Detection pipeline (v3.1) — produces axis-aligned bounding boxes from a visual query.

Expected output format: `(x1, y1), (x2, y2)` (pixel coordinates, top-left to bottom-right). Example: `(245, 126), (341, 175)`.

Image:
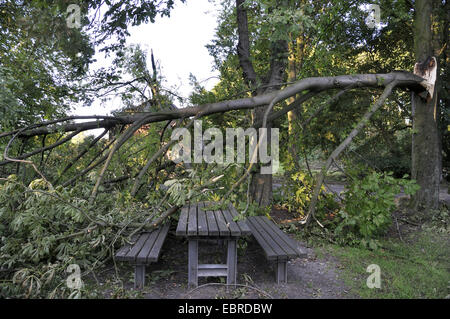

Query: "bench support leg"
(188, 240), (198, 288)
(226, 239), (237, 285)
(134, 265), (146, 289)
(276, 261), (288, 284)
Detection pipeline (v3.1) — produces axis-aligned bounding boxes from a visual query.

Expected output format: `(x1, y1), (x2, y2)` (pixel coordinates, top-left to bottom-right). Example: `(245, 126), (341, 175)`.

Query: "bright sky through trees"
(71, 0), (220, 117)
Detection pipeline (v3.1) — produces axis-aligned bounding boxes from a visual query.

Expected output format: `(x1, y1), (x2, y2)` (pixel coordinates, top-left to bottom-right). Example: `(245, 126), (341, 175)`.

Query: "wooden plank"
(196, 202), (209, 236)
(134, 265), (146, 289)
(198, 264), (228, 277)
(259, 216), (306, 257)
(198, 269), (228, 277)
(226, 239), (237, 285)
(198, 264), (228, 269)
(214, 210), (230, 236)
(276, 261), (288, 284)
(205, 207), (219, 236)
(115, 245), (131, 260)
(227, 202), (251, 235)
(188, 240), (198, 288)
(246, 217), (278, 260)
(250, 217), (290, 260)
(221, 209), (241, 236)
(115, 234), (140, 260)
(187, 203), (198, 236)
(147, 223), (171, 262)
(123, 233), (150, 262)
(176, 204), (189, 236)
(135, 228), (161, 264)
(253, 216), (298, 258)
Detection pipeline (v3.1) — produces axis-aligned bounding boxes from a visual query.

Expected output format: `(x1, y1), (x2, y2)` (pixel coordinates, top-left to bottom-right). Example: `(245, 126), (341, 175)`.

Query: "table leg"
(226, 239), (237, 285)
(134, 265), (145, 289)
(276, 261), (288, 284)
(188, 239), (198, 288)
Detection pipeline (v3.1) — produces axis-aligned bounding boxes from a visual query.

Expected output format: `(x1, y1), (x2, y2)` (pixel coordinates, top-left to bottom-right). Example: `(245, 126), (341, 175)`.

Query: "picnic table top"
(175, 202), (251, 238)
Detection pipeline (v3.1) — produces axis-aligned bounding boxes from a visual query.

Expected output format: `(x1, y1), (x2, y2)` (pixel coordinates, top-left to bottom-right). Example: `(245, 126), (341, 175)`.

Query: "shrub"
(334, 171), (419, 249)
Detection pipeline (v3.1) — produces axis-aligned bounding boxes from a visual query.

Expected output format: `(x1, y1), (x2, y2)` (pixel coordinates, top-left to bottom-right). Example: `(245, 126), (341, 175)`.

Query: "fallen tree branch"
(89, 115), (154, 203)
(302, 80), (399, 225)
(2, 73), (426, 139)
(130, 114), (201, 196)
(61, 134), (119, 187)
(300, 84), (358, 128)
(56, 128), (109, 182)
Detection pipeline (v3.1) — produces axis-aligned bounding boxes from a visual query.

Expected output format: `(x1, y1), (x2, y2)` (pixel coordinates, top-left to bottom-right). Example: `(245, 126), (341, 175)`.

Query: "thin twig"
(394, 216), (404, 242)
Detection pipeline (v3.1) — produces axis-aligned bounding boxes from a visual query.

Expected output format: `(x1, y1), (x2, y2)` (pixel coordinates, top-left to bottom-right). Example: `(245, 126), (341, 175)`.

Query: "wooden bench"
(246, 216), (306, 284)
(115, 223), (170, 288)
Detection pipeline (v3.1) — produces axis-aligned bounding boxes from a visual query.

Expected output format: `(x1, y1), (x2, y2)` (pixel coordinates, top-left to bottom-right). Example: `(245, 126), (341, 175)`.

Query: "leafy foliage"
(334, 171), (419, 249)
(0, 0), (94, 130)
(275, 170), (337, 218)
(0, 174), (141, 298)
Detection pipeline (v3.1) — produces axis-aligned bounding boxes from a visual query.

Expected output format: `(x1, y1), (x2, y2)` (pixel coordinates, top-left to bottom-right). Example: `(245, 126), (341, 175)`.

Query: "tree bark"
(411, 0), (441, 210)
(250, 106), (273, 207)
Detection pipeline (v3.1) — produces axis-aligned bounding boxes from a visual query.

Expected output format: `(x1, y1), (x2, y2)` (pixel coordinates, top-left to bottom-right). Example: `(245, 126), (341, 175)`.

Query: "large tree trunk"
(250, 106), (273, 207)
(235, 0), (288, 207)
(411, 0), (441, 210)
(286, 34), (304, 170)
(249, 35), (287, 206)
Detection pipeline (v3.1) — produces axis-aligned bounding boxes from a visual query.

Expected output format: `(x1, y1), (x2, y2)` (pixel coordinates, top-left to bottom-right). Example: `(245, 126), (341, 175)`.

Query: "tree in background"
(0, 0), (94, 130)
(410, 0), (446, 211)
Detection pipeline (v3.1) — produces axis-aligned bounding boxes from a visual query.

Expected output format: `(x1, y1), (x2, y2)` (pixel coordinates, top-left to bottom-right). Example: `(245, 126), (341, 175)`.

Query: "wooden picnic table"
(175, 202), (251, 288)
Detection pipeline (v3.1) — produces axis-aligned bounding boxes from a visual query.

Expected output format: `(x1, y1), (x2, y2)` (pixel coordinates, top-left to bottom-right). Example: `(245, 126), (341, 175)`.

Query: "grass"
(316, 229), (449, 298)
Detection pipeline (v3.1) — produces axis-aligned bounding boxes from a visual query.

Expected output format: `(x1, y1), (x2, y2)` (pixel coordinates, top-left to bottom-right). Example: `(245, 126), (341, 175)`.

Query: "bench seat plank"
(260, 216), (306, 258)
(246, 218), (279, 260)
(251, 216), (298, 259)
(123, 233), (151, 262)
(135, 228), (161, 264)
(248, 217), (288, 261)
(147, 223), (171, 262)
(115, 233), (139, 260)
(115, 245), (131, 260)
(176, 205), (189, 236)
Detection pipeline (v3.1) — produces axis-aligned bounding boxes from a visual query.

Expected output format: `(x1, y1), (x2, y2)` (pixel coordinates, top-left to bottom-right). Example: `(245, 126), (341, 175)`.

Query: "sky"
(71, 0), (220, 118)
